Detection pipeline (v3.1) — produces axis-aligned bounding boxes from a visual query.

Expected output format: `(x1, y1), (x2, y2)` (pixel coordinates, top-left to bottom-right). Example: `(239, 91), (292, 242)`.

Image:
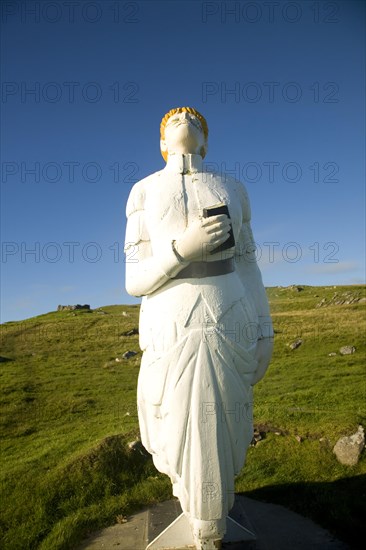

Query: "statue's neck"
(165, 153), (203, 174)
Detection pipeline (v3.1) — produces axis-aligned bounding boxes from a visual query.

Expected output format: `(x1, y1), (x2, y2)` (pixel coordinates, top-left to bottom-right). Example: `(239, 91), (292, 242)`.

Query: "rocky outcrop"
(316, 291), (365, 308)
(57, 304), (90, 311)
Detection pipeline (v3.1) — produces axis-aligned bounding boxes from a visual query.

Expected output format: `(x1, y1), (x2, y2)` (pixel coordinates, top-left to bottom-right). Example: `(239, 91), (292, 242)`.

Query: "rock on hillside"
(316, 290), (364, 308)
(57, 304), (91, 311)
(333, 426), (365, 466)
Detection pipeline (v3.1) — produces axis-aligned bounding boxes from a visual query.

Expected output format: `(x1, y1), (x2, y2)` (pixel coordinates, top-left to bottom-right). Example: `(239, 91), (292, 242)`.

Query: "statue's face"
(161, 111), (206, 158)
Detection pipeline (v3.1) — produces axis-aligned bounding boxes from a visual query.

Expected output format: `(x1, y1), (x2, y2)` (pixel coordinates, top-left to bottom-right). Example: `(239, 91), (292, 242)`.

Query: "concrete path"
(77, 496), (349, 550)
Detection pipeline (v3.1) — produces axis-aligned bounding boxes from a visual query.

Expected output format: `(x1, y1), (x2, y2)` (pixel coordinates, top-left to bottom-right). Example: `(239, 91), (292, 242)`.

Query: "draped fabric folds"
(137, 276), (258, 523)
(125, 153), (270, 537)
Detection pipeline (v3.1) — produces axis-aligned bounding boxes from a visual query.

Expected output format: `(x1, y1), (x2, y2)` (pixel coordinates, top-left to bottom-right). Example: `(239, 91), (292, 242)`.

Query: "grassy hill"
(1, 286), (365, 549)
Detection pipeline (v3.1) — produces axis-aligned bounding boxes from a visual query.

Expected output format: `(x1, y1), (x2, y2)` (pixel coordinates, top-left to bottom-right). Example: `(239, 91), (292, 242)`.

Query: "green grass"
(1, 287), (365, 549)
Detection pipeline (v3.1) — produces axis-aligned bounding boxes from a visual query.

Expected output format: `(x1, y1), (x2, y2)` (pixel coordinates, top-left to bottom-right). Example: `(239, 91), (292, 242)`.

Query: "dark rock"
(121, 328), (139, 336)
(251, 429), (266, 446)
(127, 439), (150, 458)
(0, 356), (12, 362)
(122, 351), (138, 359)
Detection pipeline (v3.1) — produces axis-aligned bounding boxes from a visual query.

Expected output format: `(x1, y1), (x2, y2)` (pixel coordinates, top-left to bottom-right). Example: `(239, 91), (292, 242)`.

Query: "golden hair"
(160, 107), (208, 161)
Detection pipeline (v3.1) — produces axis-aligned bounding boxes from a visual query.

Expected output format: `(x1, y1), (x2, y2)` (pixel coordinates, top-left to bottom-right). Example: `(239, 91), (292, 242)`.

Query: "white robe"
(124, 153), (271, 533)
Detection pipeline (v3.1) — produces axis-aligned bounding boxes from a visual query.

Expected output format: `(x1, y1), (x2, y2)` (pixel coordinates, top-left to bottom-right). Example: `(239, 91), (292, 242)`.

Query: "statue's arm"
(235, 220), (272, 337)
(124, 183), (188, 297)
(235, 183), (274, 384)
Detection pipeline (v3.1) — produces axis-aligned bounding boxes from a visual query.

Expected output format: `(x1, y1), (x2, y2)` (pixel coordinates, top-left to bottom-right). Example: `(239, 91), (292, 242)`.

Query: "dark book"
(203, 203), (235, 254)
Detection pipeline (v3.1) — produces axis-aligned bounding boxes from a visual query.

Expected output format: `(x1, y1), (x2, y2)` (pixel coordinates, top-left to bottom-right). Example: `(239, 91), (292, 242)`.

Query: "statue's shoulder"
(206, 171), (250, 201)
(219, 171), (248, 190)
(230, 176), (250, 207)
(126, 169), (164, 215)
(212, 172), (251, 221)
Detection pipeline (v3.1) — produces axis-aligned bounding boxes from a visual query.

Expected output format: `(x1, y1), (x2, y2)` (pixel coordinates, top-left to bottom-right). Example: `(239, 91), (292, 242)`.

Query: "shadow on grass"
(242, 474), (366, 549)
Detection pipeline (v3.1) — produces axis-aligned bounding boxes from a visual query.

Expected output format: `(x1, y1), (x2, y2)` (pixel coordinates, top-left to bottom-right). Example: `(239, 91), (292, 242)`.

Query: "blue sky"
(1, 0), (365, 322)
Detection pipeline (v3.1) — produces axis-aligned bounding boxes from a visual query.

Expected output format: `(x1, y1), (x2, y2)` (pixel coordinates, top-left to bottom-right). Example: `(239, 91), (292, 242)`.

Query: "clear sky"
(1, 0), (365, 322)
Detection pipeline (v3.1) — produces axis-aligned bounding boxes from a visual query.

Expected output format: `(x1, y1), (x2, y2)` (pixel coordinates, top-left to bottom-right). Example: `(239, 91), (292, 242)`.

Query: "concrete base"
(146, 513), (256, 549)
(146, 513), (195, 549)
(223, 517), (256, 544)
(77, 495), (349, 550)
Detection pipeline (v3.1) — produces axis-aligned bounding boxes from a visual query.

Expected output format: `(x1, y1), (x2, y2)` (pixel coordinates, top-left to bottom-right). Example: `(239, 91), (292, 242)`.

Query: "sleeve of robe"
(234, 181), (274, 340)
(124, 181), (188, 297)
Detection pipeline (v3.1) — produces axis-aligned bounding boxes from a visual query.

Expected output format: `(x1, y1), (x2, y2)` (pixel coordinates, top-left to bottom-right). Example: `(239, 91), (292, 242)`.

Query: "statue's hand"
(175, 214), (232, 262)
(251, 338), (273, 385)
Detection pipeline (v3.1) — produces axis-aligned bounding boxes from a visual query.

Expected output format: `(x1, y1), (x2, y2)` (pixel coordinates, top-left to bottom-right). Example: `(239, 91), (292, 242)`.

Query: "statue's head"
(160, 107), (208, 162)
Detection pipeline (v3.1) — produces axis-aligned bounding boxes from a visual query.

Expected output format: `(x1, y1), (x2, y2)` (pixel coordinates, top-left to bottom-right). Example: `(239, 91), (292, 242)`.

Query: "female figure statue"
(124, 107), (273, 549)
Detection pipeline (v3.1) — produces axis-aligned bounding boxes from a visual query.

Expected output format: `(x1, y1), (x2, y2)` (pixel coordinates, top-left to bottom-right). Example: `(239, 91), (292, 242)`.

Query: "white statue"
(124, 107), (273, 550)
